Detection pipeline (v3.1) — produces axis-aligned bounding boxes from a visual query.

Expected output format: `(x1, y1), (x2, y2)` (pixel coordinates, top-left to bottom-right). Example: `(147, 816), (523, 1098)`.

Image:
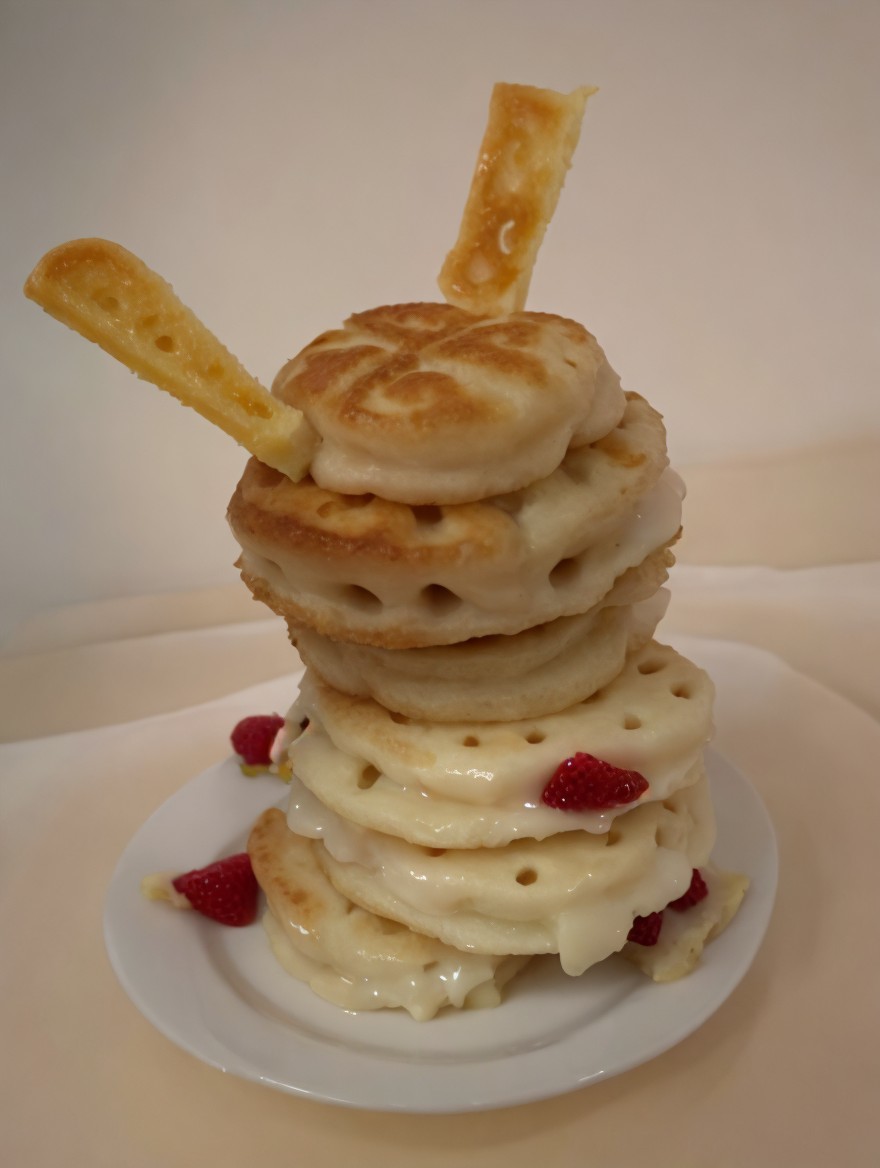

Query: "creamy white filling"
(262, 908), (528, 1021)
(286, 773), (714, 975)
(288, 731), (705, 846)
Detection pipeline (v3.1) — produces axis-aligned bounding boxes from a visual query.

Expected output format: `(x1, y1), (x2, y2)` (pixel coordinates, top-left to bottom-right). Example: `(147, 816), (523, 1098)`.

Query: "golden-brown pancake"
(272, 303), (625, 504)
(248, 808), (530, 1020)
(229, 394), (679, 647)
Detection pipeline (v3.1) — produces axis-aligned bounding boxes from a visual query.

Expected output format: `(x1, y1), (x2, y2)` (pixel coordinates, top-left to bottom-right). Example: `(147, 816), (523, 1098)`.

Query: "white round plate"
(105, 748), (776, 1113)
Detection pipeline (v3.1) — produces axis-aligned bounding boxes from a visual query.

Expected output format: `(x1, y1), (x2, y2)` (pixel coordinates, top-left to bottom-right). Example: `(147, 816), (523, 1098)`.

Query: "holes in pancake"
(524, 730), (546, 745)
(561, 456), (590, 485)
(493, 490), (525, 519)
(343, 584), (382, 611)
(425, 848), (447, 858)
(421, 584), (462, 613)
(550, 555), (580, 582)
(516, 867), (538, 885)
(154, 334), (175, 352)
(423, 961), (439, 972)
(357, 765), (381, 789)
(549, 558), (584, 593)
(638, 658), (665, 675)
(389, 711), (410, 725)
(376, 917), (406, 935)
(95, 292), (119, 312)
(623, 714), (642, 730)
(318, 494), (375, 517)
(412, 505), (443, 526)
(564, 358), (577, 369)
(462, 735), (480, 747)
(671, 683), (692, 699)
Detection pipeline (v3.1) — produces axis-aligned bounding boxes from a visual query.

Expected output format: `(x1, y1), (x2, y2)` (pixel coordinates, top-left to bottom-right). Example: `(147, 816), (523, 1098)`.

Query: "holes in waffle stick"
(270, 302), (626, 503)
(228, 398), (680, 648)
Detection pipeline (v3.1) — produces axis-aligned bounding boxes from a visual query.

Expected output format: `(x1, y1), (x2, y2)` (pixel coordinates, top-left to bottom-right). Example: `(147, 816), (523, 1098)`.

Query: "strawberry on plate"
(142, 853), (259, 927)
(230, 714), (285, 771)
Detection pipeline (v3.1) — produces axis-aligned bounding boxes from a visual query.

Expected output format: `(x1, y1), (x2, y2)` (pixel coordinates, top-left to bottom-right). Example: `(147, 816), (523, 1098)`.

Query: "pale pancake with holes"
(287, 577), (669, 723)
(272, 303), (625, 504)
(248, 808), (529, 1021)
(288, 745), (705, 852)
(228, 393), (679, 648)
(314, 778), (715, 975)
(286, 640), (714, 846)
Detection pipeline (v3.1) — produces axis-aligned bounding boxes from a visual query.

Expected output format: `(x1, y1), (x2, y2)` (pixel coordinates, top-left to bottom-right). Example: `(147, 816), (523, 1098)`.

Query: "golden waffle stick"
(24, 239), (318, 481)
(438, 83), (596, 315)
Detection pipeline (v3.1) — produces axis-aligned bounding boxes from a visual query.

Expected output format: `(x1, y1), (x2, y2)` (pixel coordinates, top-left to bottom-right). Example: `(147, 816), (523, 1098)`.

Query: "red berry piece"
(231, 714), (284, 767)
(172, 853), (259, 926)
(668, 868), (709, 912)
(541, 753), (649, 811)
(627, 911), (663, 946)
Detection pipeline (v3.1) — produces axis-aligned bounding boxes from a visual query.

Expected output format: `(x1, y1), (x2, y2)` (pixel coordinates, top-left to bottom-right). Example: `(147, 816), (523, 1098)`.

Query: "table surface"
(2, 555), (879, 1167)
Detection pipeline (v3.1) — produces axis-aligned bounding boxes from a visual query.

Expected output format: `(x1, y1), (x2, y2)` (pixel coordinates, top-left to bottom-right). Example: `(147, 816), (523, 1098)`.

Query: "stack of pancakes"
(232, 303), (747, 1020)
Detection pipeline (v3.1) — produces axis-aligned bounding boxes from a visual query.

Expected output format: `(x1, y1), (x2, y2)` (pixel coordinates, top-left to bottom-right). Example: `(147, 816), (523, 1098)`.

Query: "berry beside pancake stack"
(24, 83), (748, 1021)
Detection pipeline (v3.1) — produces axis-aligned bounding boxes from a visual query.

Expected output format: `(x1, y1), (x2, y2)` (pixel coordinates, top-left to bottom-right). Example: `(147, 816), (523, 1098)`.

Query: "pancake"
(248, 808), (529, 1020)
(288, 641), (714, 831)
(287, 584), (669, 723)
(314, 778), (716, 976)
(229, 394), (680, 648)
(272, 303), (626, 503)
(287, 739), (706, 851)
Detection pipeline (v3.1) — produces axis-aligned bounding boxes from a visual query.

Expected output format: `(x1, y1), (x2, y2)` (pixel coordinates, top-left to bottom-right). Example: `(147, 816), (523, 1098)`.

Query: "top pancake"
(272, 303), (625, 503)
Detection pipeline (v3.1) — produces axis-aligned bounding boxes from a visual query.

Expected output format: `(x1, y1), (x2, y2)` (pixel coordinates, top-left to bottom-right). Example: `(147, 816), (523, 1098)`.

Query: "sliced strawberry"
(172, 853), (259, 926)
(627, 911), (663, 946)
(668, 868), (709, 911)
(230, 714), (284, 768)
(541, 752), (648, 811)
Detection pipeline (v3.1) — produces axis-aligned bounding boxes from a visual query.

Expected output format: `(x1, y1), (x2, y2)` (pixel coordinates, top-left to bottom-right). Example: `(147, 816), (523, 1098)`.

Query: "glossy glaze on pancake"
(248, 808), (529, 1020)
(228, 394), (679, 647)
(314, 778), (716, 975)
(285, 640), (714, 847)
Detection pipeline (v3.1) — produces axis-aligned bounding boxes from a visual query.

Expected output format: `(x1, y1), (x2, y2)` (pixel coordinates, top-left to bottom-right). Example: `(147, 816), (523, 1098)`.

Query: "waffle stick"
(24, 238), (317, 481)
